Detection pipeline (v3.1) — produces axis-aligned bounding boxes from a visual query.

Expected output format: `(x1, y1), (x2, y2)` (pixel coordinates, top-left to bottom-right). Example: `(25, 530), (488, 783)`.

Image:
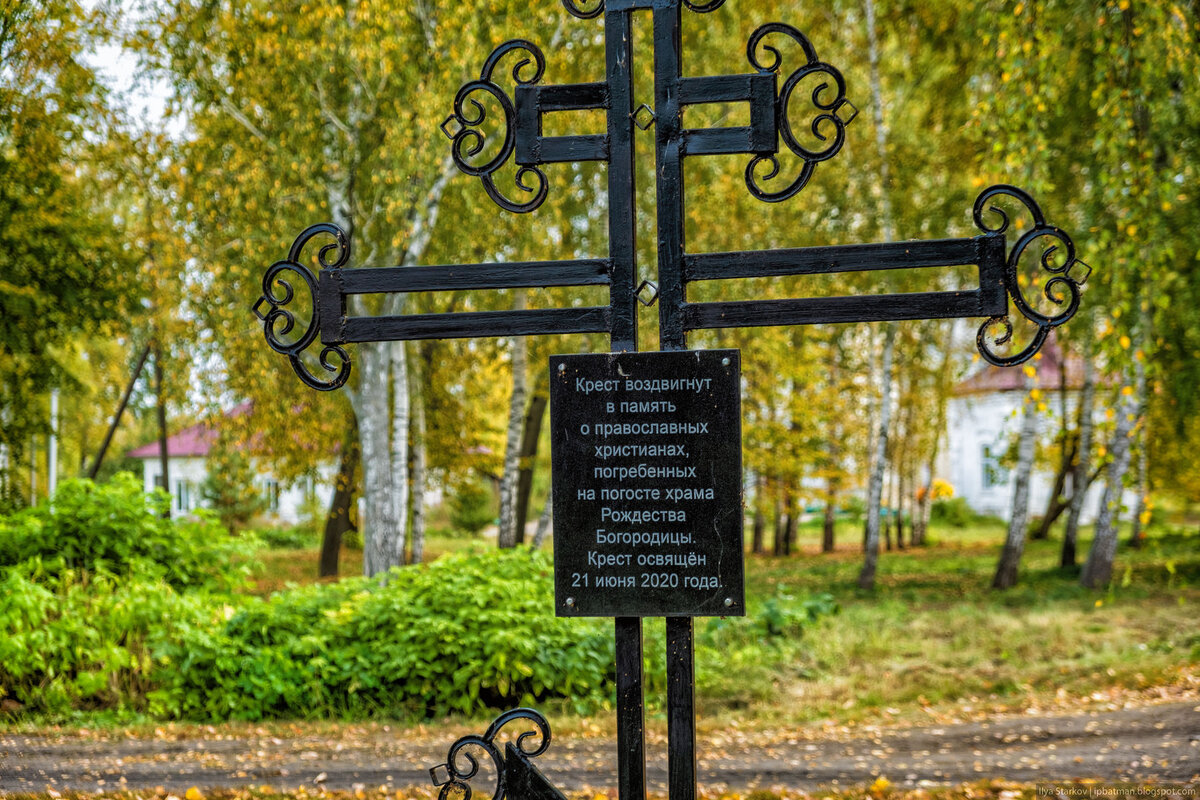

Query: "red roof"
(954, 335), (1086, 396)
(126, 402), (251, 459)
(126, 421), (216, 459)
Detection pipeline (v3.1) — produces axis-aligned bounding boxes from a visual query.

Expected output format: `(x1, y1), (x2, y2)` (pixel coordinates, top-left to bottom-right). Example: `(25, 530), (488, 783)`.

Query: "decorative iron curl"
(250, 223), (351, 392)
(973, 184), (1093, 367)
(745, 23), (856, 203)
(442, 40), (549, 214)
(561, 0), (603, 20)
(430, 708), (552, 800)
(684, 0), (728, 12)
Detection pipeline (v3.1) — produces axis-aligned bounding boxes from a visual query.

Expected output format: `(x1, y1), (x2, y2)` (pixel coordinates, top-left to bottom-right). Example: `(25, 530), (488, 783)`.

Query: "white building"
(940, 342), (1132, 525)
(126, 416), (333, 525)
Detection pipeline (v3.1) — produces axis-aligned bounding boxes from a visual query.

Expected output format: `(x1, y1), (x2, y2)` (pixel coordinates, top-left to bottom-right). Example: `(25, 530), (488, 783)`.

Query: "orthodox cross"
(251, 2), (1091, 799)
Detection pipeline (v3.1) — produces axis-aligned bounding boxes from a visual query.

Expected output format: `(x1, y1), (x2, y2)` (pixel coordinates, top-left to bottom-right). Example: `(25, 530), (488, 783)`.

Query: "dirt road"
(2, 701), (1197, 794)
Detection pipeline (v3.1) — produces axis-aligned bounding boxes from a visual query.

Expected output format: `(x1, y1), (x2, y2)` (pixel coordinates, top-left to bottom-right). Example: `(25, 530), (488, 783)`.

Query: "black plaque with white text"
(550, 350), (744, 617)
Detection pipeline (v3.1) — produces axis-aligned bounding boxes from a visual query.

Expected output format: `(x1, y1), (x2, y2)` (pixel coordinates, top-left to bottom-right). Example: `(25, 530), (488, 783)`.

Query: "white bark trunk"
(1062, 344), (1096, 565)
(356, 341), (403, 577)
(48, 389), (59, 497)
(1082, 365), (1143, 588)
(1129, 421), (1148, 547)
(1128, 324), (1150, 548)
(859, 322), (896, 589)
(497, 292), (529, 548)
(858, 0), (897, 590)
(532, 494), (552, 549)
(334, 155), (455, 577)
(865, 0), (895, 244)
(993, 376), (1038, 589)
(386, 339), (410, 565)
(410, 349), (428, 565)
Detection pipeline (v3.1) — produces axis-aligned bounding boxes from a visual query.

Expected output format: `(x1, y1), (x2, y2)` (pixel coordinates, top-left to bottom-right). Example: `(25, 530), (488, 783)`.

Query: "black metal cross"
(252, 2), (1092, 799)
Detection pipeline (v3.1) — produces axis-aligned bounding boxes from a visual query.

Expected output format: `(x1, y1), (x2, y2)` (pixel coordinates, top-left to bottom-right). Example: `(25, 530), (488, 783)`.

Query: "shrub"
(0, 556), (220, 716)
(253, 524), (319, 550)
(150, 547), (614, 720)
(930, 497), (978, 528)
(447, 479), (495, 536)
(0, 476), (253, 716)
(0, 474), (252, 591)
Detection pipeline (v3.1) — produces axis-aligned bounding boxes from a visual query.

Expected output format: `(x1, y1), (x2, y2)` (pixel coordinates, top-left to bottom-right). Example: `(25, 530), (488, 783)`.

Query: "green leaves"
(155, 547), (615, 721)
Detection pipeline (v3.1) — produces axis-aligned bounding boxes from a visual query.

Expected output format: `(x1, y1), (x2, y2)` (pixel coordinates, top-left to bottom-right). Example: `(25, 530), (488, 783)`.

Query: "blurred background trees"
(2, 0), (1197, 588)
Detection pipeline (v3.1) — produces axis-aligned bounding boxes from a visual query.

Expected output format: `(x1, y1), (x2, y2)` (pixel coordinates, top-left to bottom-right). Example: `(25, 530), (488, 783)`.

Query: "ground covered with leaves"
(2, 696), (1197, 794)
(3, 481), (1199, 796)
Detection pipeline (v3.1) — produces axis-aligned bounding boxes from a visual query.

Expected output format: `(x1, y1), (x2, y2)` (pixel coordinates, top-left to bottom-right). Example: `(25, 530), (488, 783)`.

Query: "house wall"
(940, 390), (1133, 526)
(139, 456), (336, 526)
(142, 456), (208, 515)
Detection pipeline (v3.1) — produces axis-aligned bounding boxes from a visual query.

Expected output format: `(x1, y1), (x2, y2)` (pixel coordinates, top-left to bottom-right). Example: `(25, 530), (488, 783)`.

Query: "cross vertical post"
(604, 6), (647, 800)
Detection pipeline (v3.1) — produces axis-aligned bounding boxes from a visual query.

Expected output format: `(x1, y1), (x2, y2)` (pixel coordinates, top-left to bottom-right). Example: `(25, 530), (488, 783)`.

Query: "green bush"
(0, 475), (252, 716)
(930, 497), (979, 528)
(0, 560), (215, 716)
(447, 479), (495, 536)
(0, 479), (842, 723)
(0, 474), (252, 591)
(150, 547), (614, 720)
(252, 524), (320, 550)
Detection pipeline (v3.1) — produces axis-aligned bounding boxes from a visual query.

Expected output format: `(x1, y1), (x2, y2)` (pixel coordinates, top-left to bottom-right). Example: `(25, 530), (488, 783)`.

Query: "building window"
(262, 479), (281, 512)
(982, 444), (1008, 489)
(175, 480), (191, 512)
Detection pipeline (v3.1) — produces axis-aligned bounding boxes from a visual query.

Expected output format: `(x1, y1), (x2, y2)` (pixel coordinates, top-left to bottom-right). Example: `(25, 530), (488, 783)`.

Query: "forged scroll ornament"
(251, 223), (352, 391)
(973, 184), (1093, 367)
(430, 708), (552, 800)
(684, 0), (728, 12)
(561, 0), (603, 19)
(442, 40), (549, 214)
(745, 23), (857, 203)
(561, 0), (724, 18)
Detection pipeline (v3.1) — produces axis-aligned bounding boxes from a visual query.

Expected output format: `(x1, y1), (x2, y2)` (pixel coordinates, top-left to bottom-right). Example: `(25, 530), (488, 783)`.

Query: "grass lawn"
(239, 518), (1199, 734)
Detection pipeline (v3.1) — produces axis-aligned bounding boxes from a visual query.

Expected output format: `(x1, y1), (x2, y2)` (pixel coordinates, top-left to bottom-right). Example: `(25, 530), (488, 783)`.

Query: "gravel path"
(2, 701), (1197, 794)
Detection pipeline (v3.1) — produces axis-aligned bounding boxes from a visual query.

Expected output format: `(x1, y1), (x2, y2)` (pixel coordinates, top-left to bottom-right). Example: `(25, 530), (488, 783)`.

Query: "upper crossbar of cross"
(252, 0), (1090, 389)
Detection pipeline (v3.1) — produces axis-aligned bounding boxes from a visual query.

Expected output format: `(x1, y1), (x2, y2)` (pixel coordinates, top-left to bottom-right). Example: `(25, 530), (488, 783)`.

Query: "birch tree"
(992, 369), (1039, 588)
(1061, 338), (1096, 568)
(140, 0), (561, 575)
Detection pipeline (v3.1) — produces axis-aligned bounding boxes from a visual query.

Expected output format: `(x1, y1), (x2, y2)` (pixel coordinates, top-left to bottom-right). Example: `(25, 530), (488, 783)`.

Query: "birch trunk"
(497, 291), (529, 549)
(774, 484), (786, 557)
(335, 154), (455, 577)
(821, 485), (837, 553)
(384, 340), (410, 566)
(1128, 346), (1149, 549)
(822, 335), (843, 553)
(514, 384), (548, 543)
(1033, 344), (1074, 540)
(1082, 363), (1143, 588)
(859, 322), (896, 590)
(993, 378), (1038, 589)
(916, 324), (955, 547)
(153, 342), (170, 519)
(1129, 424), (1147, 549)
(753, 473), (767, 555)
(409, 352), (428, 565)
(320, 420), (359, 578)
(356, 343), (402, 577)
(531, 494), (552, 549)
(1062, 346), (1097, 567)
(858, 0), (896, 590)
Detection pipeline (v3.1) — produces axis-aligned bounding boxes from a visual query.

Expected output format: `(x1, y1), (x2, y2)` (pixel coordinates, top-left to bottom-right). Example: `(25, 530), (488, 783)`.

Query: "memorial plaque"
(550, 349), (744, 618)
